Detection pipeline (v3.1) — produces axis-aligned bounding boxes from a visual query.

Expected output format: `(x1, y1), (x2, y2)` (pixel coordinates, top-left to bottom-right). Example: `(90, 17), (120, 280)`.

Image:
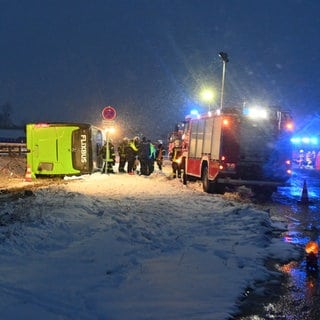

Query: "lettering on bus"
(80, 134), (87, 163)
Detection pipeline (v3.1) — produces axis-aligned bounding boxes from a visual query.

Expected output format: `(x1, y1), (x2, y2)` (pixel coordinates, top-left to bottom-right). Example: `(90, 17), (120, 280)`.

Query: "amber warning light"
(305, 241), (319, 271)
(285, 121), (294, 131)
(305, 241), (318, 255)
(222, 119), (229, 126)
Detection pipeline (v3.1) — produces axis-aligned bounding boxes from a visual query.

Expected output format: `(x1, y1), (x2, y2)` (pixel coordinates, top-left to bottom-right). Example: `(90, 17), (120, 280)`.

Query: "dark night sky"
(1, 0), (319, 140)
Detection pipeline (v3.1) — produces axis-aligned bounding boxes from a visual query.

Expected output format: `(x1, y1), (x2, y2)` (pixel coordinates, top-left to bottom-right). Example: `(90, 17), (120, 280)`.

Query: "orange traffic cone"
(25, 165), (33, 182)
(298, 179), (309, 205)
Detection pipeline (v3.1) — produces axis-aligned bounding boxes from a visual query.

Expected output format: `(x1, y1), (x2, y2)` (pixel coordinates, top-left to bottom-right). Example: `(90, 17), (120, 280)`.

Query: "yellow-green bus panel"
(26, 123), (103, 176)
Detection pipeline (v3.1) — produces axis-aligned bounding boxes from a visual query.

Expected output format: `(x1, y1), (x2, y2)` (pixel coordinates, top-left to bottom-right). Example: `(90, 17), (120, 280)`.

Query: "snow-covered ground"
(0, 163), (301, 320)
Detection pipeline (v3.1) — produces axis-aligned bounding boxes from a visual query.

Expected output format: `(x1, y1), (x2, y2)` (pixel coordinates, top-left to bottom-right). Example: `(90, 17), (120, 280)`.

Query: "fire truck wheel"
(202, 166), (225, 194)
(182, 172), (187, 185)
(182, 158), (187, 185)
(202, 166), (212, 193)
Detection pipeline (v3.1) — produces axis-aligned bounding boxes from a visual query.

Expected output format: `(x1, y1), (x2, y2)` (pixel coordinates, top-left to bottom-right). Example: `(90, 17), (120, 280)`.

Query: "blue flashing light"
(310, 137), (318, 144)
(190, 109), (199, 116)
(243, 108), (249, 116)
(291, 136), (319, 145)
(290, 137), (301, 144)
(243, 106), (268, 119)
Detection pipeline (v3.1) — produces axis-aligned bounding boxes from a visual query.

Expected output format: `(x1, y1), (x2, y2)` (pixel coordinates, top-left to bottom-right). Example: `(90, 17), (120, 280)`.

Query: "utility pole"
(219, 52), (229, 110)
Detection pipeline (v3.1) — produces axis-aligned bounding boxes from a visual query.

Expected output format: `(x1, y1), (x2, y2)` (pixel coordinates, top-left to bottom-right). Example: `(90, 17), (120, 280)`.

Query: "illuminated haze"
(0, 0), (319, 140)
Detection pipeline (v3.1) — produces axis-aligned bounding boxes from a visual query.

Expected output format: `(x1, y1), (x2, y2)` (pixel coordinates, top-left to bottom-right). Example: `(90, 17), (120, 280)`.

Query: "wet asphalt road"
(232, 168), (320, 320)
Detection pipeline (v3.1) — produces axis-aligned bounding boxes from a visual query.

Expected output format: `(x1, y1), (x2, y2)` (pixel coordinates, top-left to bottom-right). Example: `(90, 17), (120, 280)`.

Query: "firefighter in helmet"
(100, 140), (116, 173)
(126, 137), (139, 175)
(169, 139), (182, 178)
(118, 137), (128, 173)
(155, 143), (164, 171)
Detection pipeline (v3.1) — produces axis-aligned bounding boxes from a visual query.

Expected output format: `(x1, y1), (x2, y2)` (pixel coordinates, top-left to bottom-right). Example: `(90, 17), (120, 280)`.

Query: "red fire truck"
(169, 106), (294, 197)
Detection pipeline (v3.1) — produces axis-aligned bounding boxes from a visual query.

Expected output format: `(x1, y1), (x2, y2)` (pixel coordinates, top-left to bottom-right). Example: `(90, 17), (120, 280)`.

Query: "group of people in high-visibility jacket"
(100, 136), (166, 176)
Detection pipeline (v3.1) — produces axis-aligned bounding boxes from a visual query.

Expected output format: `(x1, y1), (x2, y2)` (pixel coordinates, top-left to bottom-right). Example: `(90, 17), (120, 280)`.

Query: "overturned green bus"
(26, 123), (104, 176)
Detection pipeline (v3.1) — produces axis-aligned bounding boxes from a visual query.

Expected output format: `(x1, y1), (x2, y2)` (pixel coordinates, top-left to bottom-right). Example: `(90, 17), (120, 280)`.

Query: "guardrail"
(0, 143), (27, 156)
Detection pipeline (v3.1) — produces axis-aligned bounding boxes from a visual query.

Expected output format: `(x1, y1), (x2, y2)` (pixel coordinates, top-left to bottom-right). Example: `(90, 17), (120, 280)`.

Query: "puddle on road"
(232, 171), (320, 319)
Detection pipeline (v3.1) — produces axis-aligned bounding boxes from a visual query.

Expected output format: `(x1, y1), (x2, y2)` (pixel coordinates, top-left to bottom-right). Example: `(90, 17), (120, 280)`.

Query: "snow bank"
(0, 169), (300, 319)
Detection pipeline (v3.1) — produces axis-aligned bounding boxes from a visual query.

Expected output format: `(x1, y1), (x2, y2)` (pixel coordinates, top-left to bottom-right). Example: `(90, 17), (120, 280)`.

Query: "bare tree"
(0, 103), (14, 128)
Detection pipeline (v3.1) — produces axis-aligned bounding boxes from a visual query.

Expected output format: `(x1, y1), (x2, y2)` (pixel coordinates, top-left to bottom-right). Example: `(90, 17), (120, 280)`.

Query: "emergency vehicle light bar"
(291, 136), (319, 145)
(243, 107), (268, 119)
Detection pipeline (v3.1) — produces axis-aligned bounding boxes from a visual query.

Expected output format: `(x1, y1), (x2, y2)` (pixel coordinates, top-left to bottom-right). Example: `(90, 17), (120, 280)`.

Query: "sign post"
(101, 106), (117, 173)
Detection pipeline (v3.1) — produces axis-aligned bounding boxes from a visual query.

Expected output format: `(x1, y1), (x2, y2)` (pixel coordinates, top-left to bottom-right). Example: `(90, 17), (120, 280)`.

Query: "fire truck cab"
(170, 106), (293, 198)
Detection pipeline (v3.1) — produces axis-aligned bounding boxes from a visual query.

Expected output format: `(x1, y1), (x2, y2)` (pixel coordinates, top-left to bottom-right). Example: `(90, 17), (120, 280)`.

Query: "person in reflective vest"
(138, 137), (148, 175)
(170, 140), (182, 178)
(100, 141), (116, 174)
(155, 143), (164, 171)
(126, 138), (139, 175)
(118, 137), (128, 173)
(148, 140), (156, 175)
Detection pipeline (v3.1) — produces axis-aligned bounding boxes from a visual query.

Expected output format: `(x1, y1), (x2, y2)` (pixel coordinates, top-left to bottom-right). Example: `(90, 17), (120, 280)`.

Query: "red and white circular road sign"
(101, 106), (117, 120)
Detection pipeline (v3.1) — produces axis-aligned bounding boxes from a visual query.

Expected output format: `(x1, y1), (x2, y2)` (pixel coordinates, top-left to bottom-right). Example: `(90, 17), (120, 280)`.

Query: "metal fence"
(0, 143), (27, 156)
